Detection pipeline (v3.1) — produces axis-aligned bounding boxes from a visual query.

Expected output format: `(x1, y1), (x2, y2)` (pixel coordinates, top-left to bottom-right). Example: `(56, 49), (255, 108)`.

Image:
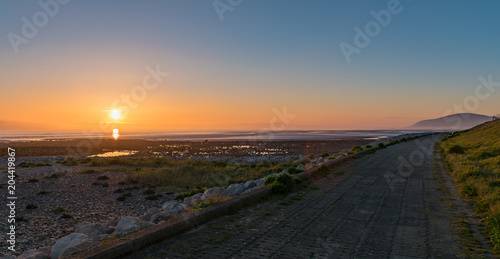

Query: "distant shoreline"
(0, 129), (432, 142)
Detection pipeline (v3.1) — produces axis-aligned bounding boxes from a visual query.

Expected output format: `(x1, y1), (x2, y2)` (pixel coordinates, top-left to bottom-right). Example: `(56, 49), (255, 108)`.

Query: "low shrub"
(287, 167), (304, 175)
(462, 184), (478, 197)
(174, 187), (205, 200)
(449, 145), (465, 154)
(270, 174), (295, 194)
(348, 146), (363, 154)
(264, 176), (276, 185)
(378, 143), (386, 149)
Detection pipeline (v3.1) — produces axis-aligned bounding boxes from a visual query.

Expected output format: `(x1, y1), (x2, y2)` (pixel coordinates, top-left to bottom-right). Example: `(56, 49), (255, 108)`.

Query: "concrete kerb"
(73, 147), (378, 259)
(73, 187), (271, 259)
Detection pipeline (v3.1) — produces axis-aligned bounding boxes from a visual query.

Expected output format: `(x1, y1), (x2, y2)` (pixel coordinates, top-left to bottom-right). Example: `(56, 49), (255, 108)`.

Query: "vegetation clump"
(348, 146), (363, 154)
(266, 174), (296, 194)
(174, 187), (205, 200)
(449, 145), (465, 154)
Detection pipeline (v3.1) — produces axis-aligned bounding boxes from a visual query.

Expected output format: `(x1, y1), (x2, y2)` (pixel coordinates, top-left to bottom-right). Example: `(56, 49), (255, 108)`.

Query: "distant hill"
(410, 113), (493, 130)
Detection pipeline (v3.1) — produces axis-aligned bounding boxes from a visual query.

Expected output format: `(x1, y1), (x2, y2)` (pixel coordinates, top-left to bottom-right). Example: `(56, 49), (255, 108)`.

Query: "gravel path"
(129, 135), (464, 258)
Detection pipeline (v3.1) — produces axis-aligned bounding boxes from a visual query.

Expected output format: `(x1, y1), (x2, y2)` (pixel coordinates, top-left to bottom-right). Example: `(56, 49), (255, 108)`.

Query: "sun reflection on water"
(113, 129), (119, 140)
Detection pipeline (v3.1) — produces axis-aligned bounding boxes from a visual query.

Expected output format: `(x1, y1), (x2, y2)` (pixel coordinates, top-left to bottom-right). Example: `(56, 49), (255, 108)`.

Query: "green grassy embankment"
(439, 119), (500, 253)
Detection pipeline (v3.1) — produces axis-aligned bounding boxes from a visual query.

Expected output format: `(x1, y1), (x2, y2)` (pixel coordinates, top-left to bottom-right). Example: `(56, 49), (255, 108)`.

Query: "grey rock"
(74, 223), (112, 240)
(50, 233), (98, 259)
(224, 183), (245, 196)
(201, 187), (225, 200)
(244, 180), (257, 189)
(161, 201), (185, 215)
(183, 193), (202, 206)
(105, 218), (120, 227)
(296, 164), (306, 170)
(149, 211), (171, 224)
(140, 207), (161, 222)
(255, 178), (265, 187)
(111, 216), (154, 237)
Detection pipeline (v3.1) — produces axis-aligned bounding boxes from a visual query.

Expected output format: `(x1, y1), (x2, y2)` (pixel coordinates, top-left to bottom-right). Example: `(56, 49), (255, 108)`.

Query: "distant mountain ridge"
(410, 113), (493, 130)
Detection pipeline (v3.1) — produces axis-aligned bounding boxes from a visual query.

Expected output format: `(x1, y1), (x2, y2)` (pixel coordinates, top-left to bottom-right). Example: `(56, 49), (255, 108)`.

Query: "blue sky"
(1, 0), (499, 130)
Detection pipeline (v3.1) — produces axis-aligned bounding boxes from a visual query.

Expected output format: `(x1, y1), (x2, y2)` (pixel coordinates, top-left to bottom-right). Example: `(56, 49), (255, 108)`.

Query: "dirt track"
(129, 135), (468, 258)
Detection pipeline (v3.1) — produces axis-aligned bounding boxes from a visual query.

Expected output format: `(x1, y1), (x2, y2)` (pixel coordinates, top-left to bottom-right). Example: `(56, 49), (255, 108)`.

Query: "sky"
(1, 0), (500, 132)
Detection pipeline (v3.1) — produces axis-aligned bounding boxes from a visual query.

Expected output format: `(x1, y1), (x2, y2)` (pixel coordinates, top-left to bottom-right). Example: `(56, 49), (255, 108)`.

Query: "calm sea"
(0, 129), (433, 142)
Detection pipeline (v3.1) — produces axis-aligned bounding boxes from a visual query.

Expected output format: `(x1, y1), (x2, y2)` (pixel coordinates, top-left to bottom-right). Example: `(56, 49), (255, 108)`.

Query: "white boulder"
(50, 233), (98, 259)
(111, 216), (154, 237)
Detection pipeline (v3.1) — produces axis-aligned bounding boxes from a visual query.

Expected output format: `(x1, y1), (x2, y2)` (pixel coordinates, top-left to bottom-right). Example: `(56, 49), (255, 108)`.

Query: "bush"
(462, 184), (478, 197)
(365, 144), (372, 149)
(321, 152), (329, 158)
(318, 164), (328, 172)
(270, 182), (289, 194)
(348, 146), (363, 154)
(276, 174), (294, 186)
(287, 167), (304, 175)
(101, 183), (109, 187)
(293, 177), (303, 185)
(449, 145), (465, 154)
(264, 176), (276, 185)
(378, 143), (386, 149)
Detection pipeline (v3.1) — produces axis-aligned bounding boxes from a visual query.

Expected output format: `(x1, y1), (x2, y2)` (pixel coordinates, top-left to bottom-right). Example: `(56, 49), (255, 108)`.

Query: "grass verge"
(439, 120), (500, 254)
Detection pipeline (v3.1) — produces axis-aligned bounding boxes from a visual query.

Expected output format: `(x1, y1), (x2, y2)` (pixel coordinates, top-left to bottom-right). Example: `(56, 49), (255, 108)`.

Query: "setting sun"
(110, 110), (121, 120)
